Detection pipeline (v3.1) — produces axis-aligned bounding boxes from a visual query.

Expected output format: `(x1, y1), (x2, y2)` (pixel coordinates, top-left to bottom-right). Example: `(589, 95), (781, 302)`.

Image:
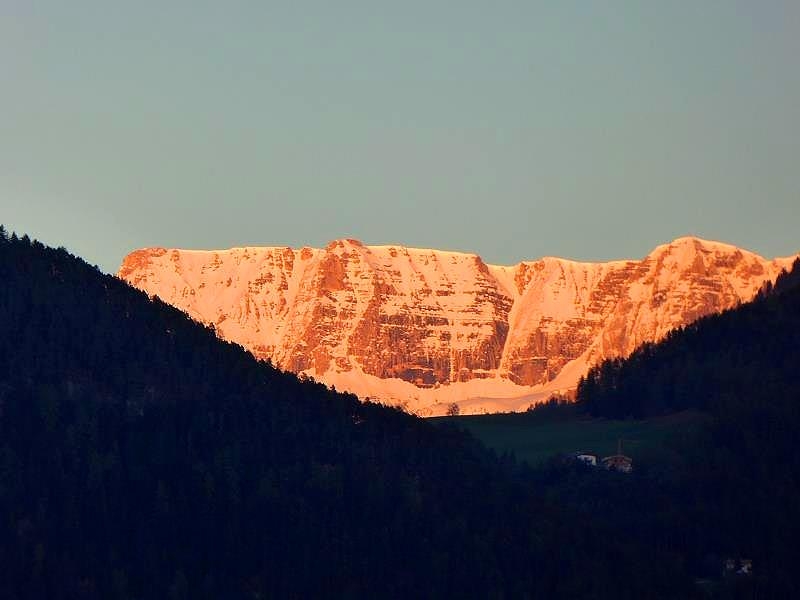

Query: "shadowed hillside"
(554, 257), (800, 596)
(0, 227), (690, 599)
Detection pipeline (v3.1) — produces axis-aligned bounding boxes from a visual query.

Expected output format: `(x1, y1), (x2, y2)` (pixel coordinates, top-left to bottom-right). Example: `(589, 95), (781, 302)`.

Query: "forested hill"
(577, 257), (800, 418)
(0, 228), (690, 599)
(539, 258), (800, 596)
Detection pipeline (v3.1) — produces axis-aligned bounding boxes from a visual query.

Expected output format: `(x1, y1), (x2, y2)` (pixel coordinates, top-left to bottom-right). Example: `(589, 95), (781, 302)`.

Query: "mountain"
(0, 229), (690, 598)
(119, 236), (797, 414)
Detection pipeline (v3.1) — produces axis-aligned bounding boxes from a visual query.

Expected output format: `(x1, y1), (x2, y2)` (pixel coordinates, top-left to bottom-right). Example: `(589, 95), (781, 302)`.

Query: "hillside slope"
(0, 229), (690, 598)
(557, 257), (800, 596)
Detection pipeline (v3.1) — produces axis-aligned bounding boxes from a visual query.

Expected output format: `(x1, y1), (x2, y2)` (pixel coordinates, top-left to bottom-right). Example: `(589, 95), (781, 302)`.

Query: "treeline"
(577, 257), (800, 419)
(0, 227), (691, 599)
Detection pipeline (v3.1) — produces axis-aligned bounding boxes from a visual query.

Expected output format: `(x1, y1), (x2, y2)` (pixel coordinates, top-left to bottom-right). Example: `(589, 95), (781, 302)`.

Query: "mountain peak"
(655, 235), (750, 256)
(326, 238), (365, 251)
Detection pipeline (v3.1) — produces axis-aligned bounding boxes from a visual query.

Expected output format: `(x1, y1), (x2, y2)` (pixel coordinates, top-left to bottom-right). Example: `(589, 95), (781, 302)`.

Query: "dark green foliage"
(0, 230), (691, 598)
(526, 394), (576, 417)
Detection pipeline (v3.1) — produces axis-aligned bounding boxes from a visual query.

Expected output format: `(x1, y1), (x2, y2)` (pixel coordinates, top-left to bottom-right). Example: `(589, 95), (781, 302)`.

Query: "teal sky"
(2, 2), (798, 273)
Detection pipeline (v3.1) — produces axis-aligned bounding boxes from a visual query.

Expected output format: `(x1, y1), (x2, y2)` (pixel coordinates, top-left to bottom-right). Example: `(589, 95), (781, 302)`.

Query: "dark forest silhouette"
(0, 227), (689, 598)
(3, 225), (799, 598)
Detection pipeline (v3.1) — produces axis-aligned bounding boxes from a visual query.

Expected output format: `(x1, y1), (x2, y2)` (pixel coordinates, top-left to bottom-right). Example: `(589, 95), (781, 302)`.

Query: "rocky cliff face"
(119, 237), (797, 414)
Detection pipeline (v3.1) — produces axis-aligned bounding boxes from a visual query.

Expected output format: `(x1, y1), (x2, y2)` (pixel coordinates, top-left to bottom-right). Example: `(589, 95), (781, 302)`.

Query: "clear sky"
(2, 1), (798, 273)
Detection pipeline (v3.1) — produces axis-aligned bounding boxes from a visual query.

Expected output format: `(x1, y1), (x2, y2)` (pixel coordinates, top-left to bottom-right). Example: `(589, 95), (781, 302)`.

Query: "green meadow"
(435, 408), (706, 466)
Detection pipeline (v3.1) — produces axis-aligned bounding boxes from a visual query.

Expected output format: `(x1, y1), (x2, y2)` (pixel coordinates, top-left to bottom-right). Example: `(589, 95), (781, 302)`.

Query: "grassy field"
(434, 408), (706, 466)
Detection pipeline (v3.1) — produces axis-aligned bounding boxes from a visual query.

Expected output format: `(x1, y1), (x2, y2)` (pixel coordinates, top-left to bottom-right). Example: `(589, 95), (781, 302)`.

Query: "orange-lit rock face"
(117, 247), (167, 284)
(119, 237), (796, 405)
